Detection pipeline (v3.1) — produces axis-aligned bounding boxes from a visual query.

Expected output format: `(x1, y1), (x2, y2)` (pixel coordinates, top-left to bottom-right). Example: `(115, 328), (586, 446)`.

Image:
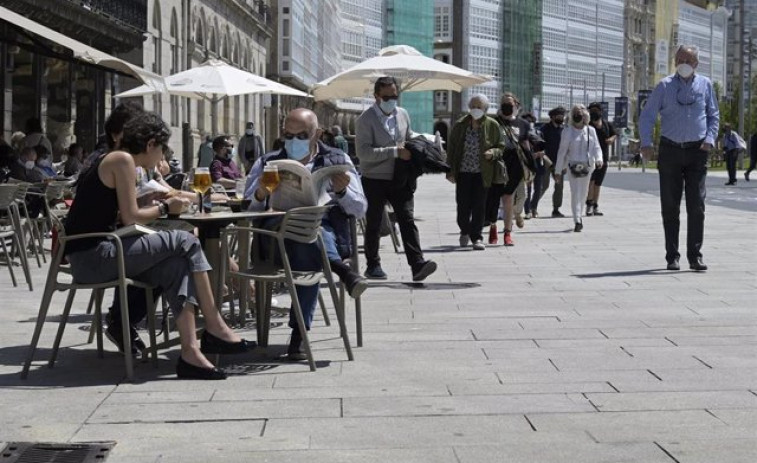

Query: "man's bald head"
(284, 108), (319, 138)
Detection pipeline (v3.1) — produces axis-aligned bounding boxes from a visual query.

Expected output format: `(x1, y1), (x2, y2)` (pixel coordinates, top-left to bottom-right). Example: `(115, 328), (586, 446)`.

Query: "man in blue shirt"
(639, 44), (719, 272)
(720, 123), (741, 185)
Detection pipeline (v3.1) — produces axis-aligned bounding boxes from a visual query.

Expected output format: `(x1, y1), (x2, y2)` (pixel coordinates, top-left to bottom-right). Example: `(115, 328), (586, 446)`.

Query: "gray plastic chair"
(21, 214), (160, 382)
(0, 184), (33, 290)
(222, 206), (353, 371)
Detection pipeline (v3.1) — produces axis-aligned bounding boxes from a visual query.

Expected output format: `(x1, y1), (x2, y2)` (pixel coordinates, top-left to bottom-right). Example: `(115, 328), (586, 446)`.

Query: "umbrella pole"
(210, 96), (218, 136)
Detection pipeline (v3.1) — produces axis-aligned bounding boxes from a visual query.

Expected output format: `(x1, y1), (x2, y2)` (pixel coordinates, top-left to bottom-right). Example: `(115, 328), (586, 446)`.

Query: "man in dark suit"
(356, 76), (436, 281)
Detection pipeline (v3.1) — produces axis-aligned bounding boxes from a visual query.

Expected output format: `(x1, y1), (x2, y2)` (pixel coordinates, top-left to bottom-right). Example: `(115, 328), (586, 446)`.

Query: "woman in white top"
(556, 105), (603, 232)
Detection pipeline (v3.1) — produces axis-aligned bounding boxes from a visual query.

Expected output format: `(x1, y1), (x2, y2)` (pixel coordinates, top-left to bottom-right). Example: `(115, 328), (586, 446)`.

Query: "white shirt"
(556, 124), (603, 172)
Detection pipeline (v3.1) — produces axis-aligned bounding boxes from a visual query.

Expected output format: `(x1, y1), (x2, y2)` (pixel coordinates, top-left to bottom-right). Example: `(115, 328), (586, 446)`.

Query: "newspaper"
(136, 179), (171, 198)
(267, 159), (350, 211)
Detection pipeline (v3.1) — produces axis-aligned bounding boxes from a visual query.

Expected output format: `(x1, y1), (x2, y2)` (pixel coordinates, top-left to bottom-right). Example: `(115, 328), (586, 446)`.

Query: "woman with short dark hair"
(65, 112), (252, 380)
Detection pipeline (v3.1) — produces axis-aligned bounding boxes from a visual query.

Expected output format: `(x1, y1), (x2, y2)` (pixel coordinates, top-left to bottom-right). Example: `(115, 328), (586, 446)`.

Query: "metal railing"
(77, 0), (148, 32)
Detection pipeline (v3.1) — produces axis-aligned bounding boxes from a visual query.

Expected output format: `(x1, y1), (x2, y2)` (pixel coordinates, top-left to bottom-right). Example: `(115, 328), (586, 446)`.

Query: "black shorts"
(502, 154), (524, 195)
(590, 162), (608, 185)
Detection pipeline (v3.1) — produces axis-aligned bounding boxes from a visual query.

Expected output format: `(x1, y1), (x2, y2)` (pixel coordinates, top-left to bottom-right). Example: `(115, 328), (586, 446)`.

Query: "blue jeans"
(284, 220), (340, 330)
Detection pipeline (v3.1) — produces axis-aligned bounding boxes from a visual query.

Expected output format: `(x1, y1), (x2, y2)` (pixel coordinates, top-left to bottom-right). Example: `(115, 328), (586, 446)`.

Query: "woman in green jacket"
(446, 94), (506, 250)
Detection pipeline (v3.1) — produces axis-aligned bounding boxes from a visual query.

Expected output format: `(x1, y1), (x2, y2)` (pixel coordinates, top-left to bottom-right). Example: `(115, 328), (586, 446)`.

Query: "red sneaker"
(488, 224), (498, 244)
(503, 231), (514, 246)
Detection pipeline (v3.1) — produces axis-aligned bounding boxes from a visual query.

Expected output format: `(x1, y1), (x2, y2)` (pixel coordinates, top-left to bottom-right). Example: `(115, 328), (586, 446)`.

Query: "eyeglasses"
(224, 144), (234, 149)
(283, 131), (310, 140)
(379, 95), (399, 102)
(676, 87), (697, 106)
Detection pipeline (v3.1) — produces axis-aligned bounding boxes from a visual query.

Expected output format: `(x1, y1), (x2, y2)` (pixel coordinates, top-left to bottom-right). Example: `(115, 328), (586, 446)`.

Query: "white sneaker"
(472, 240), (486, 250)
(459, 234), (470, 247)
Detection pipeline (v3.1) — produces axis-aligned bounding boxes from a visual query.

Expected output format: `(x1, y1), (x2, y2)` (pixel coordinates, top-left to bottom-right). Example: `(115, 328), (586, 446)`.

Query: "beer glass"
(261, 165), (280, 194)
(192, 167), (212, 213)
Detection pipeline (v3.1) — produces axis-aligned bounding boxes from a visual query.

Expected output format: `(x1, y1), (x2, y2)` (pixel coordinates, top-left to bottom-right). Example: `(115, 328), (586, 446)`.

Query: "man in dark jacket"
(540, 106), (566, 217)
(586, 102), (617, 216)
(238, 121), (264, 173)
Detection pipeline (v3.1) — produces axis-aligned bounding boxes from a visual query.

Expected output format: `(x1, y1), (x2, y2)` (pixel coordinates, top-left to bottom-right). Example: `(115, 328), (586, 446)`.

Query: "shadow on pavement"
(368, 282), (480, 290)
(573, 269), (672, 278)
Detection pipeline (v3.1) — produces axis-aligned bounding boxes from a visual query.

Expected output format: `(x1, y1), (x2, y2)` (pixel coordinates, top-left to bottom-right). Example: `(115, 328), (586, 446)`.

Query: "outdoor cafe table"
(172, 210), (284, 315)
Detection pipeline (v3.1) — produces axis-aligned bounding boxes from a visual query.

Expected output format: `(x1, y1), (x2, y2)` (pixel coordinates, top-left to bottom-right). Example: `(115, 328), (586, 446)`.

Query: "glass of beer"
(192, 167), (212, 213)
(261, 165), (280, 194)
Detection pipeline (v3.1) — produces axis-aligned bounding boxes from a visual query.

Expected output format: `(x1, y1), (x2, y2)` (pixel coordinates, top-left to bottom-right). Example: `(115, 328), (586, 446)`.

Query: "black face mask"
(572, 114), (584, 124)
(590, 112), (601, 122)
(554, 117), (564, 125)
(500, 103), (514, 116)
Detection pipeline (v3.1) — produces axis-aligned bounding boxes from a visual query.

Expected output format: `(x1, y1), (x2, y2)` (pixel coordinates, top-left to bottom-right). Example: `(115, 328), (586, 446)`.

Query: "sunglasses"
(379, 95), (399, 102)
(283, 131), (310, 140)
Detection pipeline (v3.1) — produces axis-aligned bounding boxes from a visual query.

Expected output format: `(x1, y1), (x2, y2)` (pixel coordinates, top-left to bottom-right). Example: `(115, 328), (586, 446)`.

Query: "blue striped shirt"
(639, 73), (719, 148)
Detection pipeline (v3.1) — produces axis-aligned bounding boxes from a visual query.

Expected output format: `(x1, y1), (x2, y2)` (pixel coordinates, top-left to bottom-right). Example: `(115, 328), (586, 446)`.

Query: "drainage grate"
(0, 442), (114, 463)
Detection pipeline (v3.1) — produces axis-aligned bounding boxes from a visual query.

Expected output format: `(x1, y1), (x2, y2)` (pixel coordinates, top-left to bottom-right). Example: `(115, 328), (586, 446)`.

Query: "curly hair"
(120, 112), (171, 155)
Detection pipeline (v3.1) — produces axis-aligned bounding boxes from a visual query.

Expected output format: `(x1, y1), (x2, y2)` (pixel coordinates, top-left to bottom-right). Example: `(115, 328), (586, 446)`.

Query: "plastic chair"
(12, 182), (44, 267)
(0, 184), (33, 290)
(222, 206), (353, 371)
(21, 214), (161, 381)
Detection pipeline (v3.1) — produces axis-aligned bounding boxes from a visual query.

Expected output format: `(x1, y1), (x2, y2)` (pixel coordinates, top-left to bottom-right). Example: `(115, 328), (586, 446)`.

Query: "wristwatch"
(158, 200), (169, 216)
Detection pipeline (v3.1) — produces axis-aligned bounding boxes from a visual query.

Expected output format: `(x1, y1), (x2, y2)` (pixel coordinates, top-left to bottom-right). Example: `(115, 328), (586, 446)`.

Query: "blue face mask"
(284, 138), (311, 160)
(379, 99), (397, 114)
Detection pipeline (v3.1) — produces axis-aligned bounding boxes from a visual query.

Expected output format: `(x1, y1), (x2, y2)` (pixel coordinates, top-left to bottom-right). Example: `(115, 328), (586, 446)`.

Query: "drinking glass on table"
(192, 167), (212, 213)
(235, 178), (247, 199)
(261, 165), (280, 194)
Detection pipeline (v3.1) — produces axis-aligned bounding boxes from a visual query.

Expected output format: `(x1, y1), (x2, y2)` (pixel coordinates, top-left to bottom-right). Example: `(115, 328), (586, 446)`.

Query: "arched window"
(195, 10), (205, 46)
(208, 25), (217, 54)
(152, 0), (163, 115)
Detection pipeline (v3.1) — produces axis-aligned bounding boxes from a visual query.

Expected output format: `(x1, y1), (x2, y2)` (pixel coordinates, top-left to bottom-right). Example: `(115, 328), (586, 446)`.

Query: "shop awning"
(0, 5), (164, 92)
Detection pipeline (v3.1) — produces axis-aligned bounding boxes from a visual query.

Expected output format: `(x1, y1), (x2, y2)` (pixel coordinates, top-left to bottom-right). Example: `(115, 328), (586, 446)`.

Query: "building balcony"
(3, 0), (146, 51)
(79, 0), (148, 33)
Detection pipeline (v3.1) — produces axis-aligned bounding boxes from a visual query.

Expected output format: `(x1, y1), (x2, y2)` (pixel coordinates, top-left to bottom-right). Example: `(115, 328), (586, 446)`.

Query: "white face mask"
(24, 160), (35, 170)
(245, 129), (254, 136)
(677, 63), (694, 79)
(469, 108), (485, 120)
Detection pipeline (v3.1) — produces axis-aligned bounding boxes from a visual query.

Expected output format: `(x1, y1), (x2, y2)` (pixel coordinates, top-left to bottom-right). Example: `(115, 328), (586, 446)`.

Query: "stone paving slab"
(657, 439), (757, 463)
(453, 442), (673, 463)
(1, 172), (756, 461)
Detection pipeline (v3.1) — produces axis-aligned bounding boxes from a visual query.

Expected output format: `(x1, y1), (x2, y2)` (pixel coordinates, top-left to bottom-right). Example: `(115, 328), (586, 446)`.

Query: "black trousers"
(455, 172), (487, 242)
(657, 143), (708, 263)
(747, 149), (757, 175)
(725, 149), (739, 183)
(484, 183), (505, 225)
(525, 165), (545, 214)
(362, 177), (424, 269)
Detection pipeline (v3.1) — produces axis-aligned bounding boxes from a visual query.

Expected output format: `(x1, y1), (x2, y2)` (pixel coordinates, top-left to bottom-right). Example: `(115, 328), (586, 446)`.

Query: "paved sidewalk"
(0, 171), (755, 462)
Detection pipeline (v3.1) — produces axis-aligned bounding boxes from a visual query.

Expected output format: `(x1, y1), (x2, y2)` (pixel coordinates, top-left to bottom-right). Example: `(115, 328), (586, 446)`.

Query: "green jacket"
(447, 114), (505, 188)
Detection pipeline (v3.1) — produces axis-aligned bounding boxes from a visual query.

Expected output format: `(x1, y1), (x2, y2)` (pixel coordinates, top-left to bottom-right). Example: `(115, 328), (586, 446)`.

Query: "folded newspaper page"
(267, 159), (350, 211)
(136, 179), (171, 198)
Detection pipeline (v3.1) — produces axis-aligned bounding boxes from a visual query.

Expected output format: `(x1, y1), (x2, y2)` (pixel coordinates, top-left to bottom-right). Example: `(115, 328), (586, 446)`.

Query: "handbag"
(568, 128), (591, 177)
(568, 162), (590, 177)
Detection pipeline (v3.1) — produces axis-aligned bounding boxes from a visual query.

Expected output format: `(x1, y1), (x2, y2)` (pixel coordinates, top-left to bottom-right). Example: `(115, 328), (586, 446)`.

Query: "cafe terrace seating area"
(2, 178), (369, 382)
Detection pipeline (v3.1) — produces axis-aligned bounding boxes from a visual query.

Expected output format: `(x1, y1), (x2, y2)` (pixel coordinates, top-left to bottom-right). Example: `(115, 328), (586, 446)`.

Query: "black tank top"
(64, 153), (120, 254)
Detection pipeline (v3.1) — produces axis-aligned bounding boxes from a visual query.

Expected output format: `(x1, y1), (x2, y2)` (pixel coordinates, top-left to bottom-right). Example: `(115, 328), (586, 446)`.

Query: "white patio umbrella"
(115, 59), (309, 133)
(311, 45), (491, 101)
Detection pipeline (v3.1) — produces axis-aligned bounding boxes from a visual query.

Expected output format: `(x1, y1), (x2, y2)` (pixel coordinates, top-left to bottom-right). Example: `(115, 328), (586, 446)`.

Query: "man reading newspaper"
(244, 108), (368, 361)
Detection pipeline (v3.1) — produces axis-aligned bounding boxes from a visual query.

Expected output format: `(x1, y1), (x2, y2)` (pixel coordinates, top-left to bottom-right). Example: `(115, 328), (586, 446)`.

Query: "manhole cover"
(0, 442), (114, 462)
